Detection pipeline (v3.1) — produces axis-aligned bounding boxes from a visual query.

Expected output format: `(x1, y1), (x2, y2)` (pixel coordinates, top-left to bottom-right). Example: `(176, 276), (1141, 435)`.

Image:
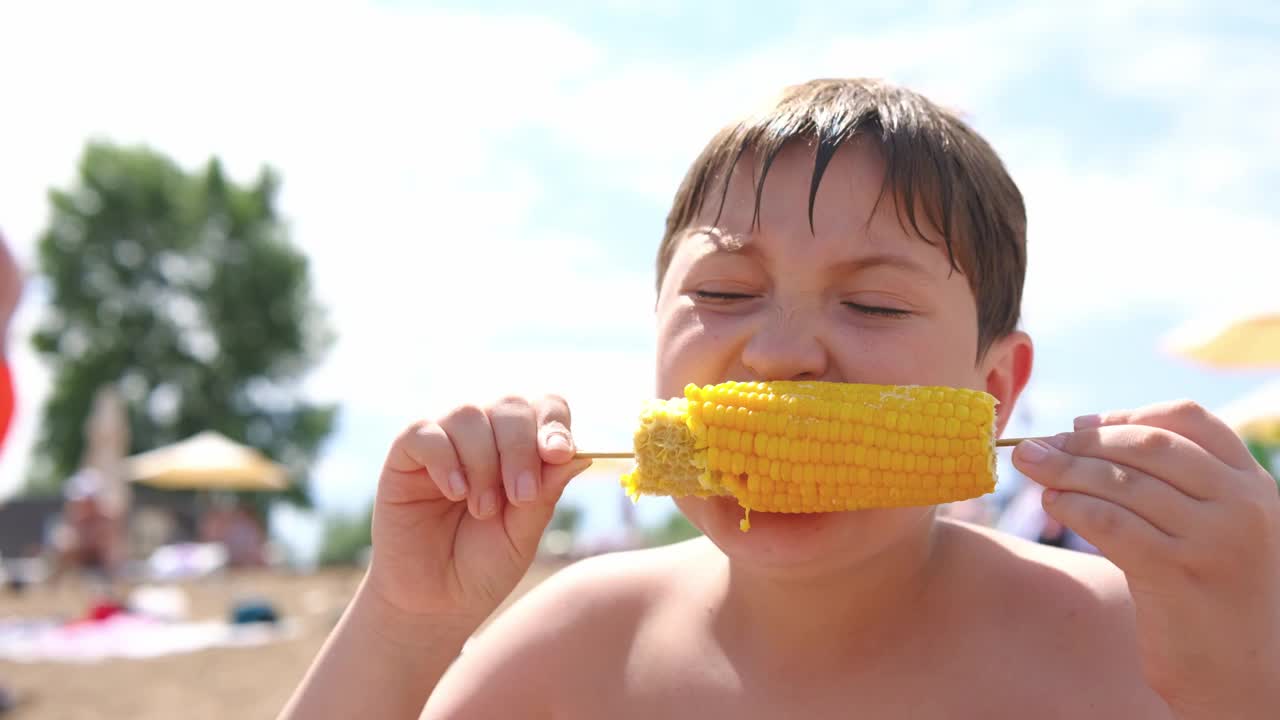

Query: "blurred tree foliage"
(548, 504), (583, 536)
(1247, 439), (1277, 489)
(319, 506), (373, 567)
(644, 511), (702, 547)
(27, 142), (336, 508)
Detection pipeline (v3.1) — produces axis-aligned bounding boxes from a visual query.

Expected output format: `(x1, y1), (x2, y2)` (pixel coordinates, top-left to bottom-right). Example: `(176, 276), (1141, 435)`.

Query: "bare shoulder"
(423, 540), (707, 718)
(942, 519), (1132, 616)
(945, 518), (1124, 584)
(938, 520), (1171, 716)
(488, 536), (710, 637)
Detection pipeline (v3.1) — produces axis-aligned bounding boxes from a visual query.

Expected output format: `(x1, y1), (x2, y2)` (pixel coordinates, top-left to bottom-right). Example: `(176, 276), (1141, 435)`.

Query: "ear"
(981, 330), (1033, 437)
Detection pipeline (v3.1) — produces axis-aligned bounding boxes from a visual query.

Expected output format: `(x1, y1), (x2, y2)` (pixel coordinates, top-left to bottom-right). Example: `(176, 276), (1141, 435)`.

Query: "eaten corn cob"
(620, 381), (998, 530)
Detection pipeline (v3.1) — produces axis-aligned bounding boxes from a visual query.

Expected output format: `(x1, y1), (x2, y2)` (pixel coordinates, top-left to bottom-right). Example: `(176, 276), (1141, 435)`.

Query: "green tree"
(27, 142), (335, 507)
(318, 506), (373, 567)
(1247, 439), (1277, 489)
(548, 504), (583, 536)
(644, 511), (703, 547)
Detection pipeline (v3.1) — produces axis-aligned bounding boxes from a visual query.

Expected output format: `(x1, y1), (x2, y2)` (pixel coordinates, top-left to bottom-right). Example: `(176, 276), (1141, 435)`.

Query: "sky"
(1, 0), (1277, 556)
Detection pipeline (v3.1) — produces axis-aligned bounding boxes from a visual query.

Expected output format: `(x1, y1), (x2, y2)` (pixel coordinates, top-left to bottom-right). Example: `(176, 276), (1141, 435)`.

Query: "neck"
(708, 513), (944, 669)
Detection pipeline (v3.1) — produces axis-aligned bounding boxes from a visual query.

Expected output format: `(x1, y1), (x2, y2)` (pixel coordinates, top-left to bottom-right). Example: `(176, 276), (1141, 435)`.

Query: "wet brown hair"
(656, 78), (1026, 359)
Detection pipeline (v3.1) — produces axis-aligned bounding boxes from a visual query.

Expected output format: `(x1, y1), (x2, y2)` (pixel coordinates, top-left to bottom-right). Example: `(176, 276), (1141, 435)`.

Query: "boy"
(281, 79), (1280, 718)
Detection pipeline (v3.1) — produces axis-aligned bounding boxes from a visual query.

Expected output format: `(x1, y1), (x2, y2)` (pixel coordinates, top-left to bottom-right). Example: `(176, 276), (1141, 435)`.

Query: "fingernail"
(515, 470), (537, 503)
(1042, 488), (1061, 504)
(1017, 439), (1051, 463)
(1046, 433), (1068, 450)
(478, 490), (498, 517)
(545, 432), (571, 453)
(1074, 414), (1102, 430)
(449, 470), (468, 498)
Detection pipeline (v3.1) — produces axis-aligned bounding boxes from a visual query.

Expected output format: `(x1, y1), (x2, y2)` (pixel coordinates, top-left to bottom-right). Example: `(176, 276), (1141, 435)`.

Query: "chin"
(675, 496), (935, 575)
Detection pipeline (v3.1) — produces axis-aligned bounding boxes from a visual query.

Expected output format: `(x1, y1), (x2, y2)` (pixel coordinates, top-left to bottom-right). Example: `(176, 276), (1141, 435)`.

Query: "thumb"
(505, 458), (593, 552)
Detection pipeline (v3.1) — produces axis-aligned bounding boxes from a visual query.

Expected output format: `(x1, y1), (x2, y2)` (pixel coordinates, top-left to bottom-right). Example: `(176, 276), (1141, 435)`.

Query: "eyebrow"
(828, 253), (933, 277)
(693, 230), (934, 278)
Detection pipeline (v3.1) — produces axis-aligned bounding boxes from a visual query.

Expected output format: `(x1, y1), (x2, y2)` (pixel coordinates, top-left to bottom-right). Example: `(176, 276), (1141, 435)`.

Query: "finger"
(489, 396), (541, 507)
(534, 394), (575, 464)
(1075, 400), (1256, 471)
(441, 404), (502, 520)
(1012, 437), (1198, 537)
(504, 458), (593, 554)
(1055, 426), (1226, 500)
(379, 423), (442, 505)
(1040, 487), (1178, 573)
(385, 421), (468, 503)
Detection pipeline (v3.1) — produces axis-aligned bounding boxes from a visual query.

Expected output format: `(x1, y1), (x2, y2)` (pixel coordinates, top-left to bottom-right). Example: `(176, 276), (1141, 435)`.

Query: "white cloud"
(529, 3), (1129, 205)
(1, 1), (1275, 518)
(0, 1), (610, 496)
(303, 346), (658, 531)
(524, 7), (1280, 351)
(1017, 164), (1279, 342)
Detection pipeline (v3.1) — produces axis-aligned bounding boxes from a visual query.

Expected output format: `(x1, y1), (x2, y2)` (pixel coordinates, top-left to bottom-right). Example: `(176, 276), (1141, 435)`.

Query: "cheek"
(899, 329), (986, 389)
(656, 305), (742, 397)
(673, 497), (714, 532)
(826, 318), (980, 388)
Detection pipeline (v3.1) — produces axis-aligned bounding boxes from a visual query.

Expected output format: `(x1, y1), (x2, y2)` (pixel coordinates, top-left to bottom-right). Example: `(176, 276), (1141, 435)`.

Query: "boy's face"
(654, 137), (1030, 573)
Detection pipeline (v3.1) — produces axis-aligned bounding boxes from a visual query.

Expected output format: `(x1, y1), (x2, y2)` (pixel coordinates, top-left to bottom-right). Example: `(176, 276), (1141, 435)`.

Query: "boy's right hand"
(363, 394), (592, 626)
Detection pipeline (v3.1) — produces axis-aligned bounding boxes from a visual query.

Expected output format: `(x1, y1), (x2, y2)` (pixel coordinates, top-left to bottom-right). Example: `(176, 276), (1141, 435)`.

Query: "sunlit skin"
(417, 140), (1171, 717)
(280, 136), (1280, 720)
(658, 135), (1027, 576)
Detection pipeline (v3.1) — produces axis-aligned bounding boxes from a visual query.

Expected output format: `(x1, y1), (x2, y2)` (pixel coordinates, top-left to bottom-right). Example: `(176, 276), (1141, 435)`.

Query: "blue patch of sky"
(983, 58), (1177, 172)
(491, 126), (668, 272)
(1029, 304), (1271, 435)
(334, 0), (1278, 529)
(309, 408), (401, 512)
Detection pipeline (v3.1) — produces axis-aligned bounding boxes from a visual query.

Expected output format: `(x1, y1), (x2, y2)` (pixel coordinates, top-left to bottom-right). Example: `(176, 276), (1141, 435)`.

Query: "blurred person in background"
(49, 468), (127, 587)
(200, 497), (268, 567)
(998, 477), (1099, 554)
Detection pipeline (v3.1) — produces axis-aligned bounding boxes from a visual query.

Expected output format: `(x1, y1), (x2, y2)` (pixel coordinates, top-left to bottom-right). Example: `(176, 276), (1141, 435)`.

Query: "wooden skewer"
(995, 437), (1039, 448)
(577, 437), (1041, 460)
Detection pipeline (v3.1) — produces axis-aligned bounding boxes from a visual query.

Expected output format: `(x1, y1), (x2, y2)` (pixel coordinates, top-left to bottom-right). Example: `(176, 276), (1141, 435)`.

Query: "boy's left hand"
(1011, 400), (1280, 719)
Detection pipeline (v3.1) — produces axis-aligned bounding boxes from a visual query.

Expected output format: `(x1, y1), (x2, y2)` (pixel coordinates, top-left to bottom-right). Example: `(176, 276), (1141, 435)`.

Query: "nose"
(739, 303), (830, 381)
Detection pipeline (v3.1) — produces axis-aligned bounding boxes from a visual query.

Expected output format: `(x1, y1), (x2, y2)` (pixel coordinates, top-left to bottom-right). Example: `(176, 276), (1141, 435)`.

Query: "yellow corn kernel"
(620, 381), (999, 524)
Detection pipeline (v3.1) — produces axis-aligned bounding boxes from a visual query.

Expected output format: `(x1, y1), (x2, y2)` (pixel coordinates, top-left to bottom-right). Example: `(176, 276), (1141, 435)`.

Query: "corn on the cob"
(620, 381), (998, 529)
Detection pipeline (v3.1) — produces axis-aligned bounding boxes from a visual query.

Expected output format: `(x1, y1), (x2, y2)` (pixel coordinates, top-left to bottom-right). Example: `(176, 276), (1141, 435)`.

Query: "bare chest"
(555, 629), (1167, 720)
(564, 665), (1057, 719)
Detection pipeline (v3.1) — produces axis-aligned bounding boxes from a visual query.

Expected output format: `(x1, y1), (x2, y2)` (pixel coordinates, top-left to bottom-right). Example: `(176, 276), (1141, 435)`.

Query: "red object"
(64, 599), (129, 628)
(85, 600), (127, 622)
(0, 360), (12, 452)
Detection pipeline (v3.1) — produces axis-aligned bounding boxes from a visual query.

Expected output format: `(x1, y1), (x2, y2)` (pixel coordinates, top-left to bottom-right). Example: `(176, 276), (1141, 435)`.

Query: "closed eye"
(844, 302), (912, 318)
(694, 290), (757, 301)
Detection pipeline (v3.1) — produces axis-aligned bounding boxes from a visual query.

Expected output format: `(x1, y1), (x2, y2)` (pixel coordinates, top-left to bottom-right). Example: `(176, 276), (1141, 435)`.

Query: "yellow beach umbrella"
(1216, 379), (1280, 445)
(125, 431), (289, 491)
(1164, 311), (1280, 369)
